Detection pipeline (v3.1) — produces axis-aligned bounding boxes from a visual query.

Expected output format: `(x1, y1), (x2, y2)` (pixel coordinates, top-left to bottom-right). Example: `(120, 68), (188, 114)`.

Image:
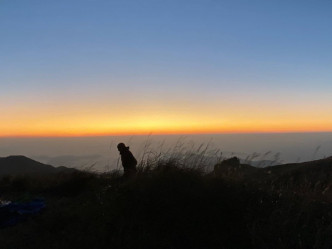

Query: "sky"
(1, 0), (332, 136)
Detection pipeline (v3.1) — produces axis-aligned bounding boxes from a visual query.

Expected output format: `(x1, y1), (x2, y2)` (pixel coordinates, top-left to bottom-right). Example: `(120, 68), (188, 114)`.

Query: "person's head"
(117, 143), (127, 152)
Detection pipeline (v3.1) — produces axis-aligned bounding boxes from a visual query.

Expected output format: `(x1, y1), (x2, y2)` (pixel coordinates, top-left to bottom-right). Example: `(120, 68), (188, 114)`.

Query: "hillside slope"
(214, 156), (332, 199)
(0, 156), (332, 249)
(0, 156), (75, 176)
(262, 157), (332, 197)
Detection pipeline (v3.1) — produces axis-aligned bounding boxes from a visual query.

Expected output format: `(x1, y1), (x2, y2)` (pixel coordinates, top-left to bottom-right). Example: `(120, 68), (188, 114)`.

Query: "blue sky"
(1, 0), (332, 136)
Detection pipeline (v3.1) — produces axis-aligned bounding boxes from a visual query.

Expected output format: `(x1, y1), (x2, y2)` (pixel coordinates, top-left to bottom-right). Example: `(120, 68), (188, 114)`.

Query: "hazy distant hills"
(0, 155), (76, 176)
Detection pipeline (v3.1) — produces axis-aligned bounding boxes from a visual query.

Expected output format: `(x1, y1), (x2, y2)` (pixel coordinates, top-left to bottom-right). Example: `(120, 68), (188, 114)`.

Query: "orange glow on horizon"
(1, 125), (332, 138)
(2, 97), (332, 137)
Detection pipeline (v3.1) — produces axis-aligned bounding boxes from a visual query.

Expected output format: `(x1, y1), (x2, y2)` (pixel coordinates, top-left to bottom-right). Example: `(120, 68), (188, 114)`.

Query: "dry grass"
(0, 152), (332, 249)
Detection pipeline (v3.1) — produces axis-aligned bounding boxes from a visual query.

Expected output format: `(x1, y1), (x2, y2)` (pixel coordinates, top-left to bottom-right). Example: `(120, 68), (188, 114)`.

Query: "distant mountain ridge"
(0, 155), (76, 176)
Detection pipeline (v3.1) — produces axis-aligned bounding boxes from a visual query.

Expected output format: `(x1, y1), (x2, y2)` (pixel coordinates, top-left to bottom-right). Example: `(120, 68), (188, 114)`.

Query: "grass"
(0, 154), (332, 249)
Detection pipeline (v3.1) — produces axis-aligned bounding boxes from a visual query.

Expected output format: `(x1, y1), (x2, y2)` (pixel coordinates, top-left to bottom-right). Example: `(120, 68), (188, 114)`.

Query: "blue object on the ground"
(0, 198), (45, 228)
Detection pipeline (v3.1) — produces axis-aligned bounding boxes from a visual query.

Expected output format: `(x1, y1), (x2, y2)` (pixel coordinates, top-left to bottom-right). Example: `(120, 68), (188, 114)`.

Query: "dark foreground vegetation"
(1, 156), (332, 249)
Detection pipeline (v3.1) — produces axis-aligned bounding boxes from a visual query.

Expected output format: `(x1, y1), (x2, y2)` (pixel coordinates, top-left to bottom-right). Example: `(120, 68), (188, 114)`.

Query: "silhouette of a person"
(117, 143), (137, 177)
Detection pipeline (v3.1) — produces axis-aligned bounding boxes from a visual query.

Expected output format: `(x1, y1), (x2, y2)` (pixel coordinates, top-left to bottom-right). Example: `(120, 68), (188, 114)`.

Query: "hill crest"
(0, 155), (75, 175)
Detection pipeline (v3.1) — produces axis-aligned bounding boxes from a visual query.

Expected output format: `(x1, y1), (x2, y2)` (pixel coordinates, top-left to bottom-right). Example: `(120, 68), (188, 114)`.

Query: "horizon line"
(1, 130), (332, 138)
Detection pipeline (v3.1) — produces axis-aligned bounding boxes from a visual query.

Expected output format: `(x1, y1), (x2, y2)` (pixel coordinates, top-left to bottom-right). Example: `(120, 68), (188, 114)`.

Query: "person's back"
(117, 143), (137, 177)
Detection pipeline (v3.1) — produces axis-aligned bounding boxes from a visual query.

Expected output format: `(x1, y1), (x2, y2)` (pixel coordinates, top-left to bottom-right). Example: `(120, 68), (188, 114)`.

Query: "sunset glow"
(2, 102), (332, 137)
(1, 1), (332, 137)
